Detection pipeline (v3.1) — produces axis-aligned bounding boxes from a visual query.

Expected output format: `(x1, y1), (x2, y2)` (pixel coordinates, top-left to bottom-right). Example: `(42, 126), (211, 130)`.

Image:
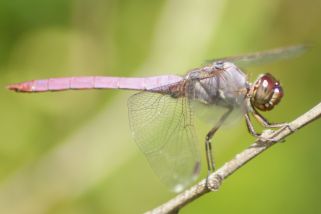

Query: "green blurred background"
(0, 0), (321, 213)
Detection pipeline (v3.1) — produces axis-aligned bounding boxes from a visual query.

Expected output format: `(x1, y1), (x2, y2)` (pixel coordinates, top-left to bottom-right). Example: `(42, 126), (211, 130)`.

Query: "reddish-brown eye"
(251, 73), (283, 111)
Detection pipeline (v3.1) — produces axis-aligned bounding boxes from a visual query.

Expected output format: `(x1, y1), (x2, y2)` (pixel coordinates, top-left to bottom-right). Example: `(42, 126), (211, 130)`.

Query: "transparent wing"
(190, 100), (244, 126)
(128, 92), (200, 192)
(207, 44), (307, 67)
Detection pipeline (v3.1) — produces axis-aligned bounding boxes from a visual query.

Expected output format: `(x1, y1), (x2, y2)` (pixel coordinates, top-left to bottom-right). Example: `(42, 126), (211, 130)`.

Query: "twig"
(146, 101), (321, 214)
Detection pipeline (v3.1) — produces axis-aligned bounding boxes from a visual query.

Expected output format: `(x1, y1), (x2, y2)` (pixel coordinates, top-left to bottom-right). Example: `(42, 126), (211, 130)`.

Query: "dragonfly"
(7, 45), (306, 192)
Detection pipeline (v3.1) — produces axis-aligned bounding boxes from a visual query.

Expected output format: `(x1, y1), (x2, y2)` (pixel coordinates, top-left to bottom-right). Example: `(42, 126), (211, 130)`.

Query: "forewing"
(128, 91), (200, 192)
(207, 44), (307, 67)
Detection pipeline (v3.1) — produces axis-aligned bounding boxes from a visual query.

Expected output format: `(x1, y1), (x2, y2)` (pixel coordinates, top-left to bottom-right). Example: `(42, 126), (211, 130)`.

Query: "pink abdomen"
(7, 75), (183, 93)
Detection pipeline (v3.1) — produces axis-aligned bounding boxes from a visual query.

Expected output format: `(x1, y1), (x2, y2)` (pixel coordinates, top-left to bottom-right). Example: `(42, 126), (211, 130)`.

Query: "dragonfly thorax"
(186, 62), (249, 108)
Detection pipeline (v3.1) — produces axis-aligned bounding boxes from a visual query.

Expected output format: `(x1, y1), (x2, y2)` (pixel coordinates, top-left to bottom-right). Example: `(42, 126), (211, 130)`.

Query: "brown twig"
(146, 101), (321, 214)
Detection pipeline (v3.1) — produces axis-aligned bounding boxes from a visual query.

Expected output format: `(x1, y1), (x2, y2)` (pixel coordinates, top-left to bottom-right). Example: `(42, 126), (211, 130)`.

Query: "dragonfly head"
(250, 73), (283, 111)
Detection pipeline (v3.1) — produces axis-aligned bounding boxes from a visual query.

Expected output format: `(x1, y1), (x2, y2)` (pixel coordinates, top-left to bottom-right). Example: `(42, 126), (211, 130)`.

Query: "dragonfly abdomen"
(7, 75), (183, 93)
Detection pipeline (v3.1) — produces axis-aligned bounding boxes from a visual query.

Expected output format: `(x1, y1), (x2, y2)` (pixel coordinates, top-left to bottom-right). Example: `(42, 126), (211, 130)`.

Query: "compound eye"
(261, 76), (274, 92)
(252, 73), (283, 111)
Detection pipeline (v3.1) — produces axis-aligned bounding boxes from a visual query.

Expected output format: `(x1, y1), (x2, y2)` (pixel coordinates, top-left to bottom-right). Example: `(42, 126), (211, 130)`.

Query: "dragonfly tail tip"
(6, 83), (21, 92)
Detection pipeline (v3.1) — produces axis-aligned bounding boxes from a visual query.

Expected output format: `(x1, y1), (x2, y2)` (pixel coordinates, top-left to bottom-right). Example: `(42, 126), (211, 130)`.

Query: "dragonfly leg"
(252, 108), (287, 128)
(205, 107), (233, 175)
(252, 108), (294, 137)
(246, 112), (285, 142)
(244, 113), (261, 137)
